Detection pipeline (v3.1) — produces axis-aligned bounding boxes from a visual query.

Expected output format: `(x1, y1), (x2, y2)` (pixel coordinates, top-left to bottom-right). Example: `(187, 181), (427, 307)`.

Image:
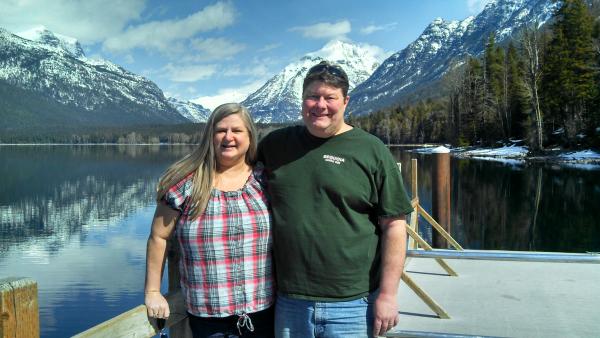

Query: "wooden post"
(431, 147), (451, 249)
(410, 159), (419, 249)
(0, 277), (40, 338)
(167, 236), (192, 338)
(411, 158), (418, 200)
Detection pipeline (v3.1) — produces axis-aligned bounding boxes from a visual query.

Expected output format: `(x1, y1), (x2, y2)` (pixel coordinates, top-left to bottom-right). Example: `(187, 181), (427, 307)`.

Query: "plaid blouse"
(164, 165), (274, 317)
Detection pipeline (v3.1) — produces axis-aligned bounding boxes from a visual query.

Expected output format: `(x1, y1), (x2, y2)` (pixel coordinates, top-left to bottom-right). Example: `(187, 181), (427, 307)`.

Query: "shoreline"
(409, 145), (600, 166)
(2, 142), (599, 165)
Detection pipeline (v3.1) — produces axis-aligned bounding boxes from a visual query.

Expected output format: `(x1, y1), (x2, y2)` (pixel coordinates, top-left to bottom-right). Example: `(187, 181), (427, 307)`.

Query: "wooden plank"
(406, 227), (458, 277)
(411, 159), (418, 199)
(409, 201), (419, 250)
(410, 159), (419, 250)
(0, 277), (39, 338)
(418, 205), (464, 251)
(73, 290), (188, 338)
(401, 273), (450, 319)
(410, 198), (419, 209)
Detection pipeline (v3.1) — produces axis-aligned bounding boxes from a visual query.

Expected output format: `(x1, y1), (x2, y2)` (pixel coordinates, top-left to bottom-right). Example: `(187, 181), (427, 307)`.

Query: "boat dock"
(388, 251), (600, 338)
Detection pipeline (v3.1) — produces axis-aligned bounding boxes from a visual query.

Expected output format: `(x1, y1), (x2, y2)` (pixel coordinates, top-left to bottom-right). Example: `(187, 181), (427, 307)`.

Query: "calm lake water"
(1, 145), (599, 337)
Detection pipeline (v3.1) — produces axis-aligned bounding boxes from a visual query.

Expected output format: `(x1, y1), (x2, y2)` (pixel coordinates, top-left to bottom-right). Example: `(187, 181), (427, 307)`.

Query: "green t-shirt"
(258, 126), (413, 301)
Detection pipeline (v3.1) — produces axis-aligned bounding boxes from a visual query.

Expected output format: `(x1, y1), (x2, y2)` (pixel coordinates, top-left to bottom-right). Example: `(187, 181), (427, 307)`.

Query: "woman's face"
(213, 114), (251, 168)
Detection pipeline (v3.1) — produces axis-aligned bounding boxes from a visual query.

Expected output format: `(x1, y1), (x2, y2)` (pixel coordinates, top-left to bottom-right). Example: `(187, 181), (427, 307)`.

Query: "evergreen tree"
(506, 42), (529, 139)
(592, 18), (600, 147)
(542, 0), (597, 145)
(460, 57), (486, 145)
(485, 33), (508, 139)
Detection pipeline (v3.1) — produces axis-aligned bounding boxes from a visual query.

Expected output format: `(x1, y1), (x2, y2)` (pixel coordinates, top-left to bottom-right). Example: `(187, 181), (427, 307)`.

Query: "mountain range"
(0, 26), (209, 130)
(0, 0), (561, 129)
(348, 0), (559, 115)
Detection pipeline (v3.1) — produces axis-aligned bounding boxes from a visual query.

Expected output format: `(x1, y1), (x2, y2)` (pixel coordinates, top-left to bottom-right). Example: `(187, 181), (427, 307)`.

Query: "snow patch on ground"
(558, 150), (600, 161)
(458, 145), (528, 158)
(408, 145), (600, 167)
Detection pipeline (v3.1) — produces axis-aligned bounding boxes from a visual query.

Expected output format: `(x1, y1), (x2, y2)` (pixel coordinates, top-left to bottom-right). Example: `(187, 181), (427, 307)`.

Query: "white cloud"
(103, 1), (236, 54)
(258, 43), (282, 53)
(0, 0), (145, 44)
(123, 54), (135, 64)
(191, 80), (266, 110)
(467, 0), (491, 14)
(222, 64), (270, 78)
(163, 63), (218, 82)
(290, 20), (351, 40)
(188, 37), (246, 61)
(360, 23), (397, 35)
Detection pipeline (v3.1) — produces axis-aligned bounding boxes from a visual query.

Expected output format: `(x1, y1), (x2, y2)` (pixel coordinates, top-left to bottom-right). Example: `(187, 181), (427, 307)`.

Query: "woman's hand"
(145, 291), (170, 319)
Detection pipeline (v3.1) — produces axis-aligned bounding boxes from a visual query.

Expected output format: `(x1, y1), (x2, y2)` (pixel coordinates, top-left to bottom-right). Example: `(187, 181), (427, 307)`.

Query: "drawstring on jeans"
(236, 313), (255, 335)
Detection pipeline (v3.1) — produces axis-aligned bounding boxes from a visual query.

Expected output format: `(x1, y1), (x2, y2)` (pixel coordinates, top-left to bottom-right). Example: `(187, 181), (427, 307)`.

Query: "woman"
(144, 103), (274, 337)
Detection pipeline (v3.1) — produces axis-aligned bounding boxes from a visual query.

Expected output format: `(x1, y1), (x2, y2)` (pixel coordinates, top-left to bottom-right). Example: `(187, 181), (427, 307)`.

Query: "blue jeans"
(274, 293), (375, 338)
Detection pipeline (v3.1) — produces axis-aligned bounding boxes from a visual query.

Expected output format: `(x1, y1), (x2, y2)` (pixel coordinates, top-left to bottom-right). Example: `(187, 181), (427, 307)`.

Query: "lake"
(1, 145), (599, 337)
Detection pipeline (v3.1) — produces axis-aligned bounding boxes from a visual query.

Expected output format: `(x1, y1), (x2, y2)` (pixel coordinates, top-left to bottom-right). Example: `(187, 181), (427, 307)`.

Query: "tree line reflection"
(393, 150), (600, 253)
(0, 145), (193, 254)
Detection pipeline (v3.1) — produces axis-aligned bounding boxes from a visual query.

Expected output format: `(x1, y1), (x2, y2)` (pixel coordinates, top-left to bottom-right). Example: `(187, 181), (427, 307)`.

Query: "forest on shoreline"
(350, 0), (600, 152)
(0, 123), (288, 144)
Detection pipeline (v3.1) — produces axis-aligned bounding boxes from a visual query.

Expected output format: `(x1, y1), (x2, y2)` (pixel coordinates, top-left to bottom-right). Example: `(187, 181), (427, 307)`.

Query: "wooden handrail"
(73, 290), (188, 338)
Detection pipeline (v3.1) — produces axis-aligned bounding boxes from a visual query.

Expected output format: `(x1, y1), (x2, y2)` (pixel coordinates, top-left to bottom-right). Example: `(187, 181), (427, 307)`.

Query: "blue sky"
(0, 0), (490, 109)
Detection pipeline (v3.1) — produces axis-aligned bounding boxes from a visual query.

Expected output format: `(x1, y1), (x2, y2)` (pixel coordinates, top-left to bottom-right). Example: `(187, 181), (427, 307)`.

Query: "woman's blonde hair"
(156, 103), (257, 219)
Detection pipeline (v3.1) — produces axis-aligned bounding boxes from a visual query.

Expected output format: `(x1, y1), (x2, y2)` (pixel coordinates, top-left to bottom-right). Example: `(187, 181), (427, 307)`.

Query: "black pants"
(188, 307), (274, 338)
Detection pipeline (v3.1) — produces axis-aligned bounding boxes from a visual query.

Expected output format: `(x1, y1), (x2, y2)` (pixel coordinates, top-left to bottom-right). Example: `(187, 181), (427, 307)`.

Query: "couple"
(144, 61), (413, 338)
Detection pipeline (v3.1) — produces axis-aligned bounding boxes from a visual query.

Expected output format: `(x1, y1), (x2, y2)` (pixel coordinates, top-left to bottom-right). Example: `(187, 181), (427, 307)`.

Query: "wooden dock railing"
(398, 158), (465, 320)
(0, 277), (39, 338)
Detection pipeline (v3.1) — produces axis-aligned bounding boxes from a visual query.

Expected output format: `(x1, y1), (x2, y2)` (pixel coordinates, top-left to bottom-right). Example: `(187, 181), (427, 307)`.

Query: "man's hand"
(373, 292), (399, 337)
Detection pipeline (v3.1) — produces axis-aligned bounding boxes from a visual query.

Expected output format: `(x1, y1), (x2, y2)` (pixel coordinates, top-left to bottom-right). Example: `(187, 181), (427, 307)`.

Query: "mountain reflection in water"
(0, 145), (193, 337)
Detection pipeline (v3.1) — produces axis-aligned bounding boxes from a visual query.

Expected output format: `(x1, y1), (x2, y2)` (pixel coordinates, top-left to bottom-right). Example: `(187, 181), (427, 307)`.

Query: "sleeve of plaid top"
(163, 173), (193, 212)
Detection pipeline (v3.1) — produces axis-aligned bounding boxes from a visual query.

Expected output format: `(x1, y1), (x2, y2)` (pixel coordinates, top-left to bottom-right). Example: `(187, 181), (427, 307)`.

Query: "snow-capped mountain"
(0, 27), (189, 129)
(18, 25), (86, 58)
(167, 97), (211, 123)
(348, 0), (560, 115)
(242, 40), (385, 123)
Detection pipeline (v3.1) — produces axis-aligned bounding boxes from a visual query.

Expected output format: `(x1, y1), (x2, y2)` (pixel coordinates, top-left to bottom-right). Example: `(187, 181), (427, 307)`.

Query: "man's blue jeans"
(274, 293), (375, 338)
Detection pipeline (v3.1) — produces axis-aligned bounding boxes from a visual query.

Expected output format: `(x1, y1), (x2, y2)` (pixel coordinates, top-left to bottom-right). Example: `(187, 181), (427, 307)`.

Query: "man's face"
(301, 81), (349, 138)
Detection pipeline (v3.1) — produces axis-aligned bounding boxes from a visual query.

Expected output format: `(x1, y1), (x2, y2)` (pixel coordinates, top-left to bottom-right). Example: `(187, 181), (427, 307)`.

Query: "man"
(257, 61), (413, 338)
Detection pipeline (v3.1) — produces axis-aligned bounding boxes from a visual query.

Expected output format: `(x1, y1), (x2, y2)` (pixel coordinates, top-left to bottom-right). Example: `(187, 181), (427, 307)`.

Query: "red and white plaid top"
(164, 166), (274, 317)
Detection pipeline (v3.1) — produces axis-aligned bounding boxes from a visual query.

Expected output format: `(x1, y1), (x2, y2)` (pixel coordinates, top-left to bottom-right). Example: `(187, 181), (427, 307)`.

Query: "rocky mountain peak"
(242, 40), (385, 123)
(17, 25), (85, 58)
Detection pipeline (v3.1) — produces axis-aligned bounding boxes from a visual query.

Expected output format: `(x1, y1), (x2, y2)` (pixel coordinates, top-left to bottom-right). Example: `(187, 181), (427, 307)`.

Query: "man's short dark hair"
(302, 61), (350, 97)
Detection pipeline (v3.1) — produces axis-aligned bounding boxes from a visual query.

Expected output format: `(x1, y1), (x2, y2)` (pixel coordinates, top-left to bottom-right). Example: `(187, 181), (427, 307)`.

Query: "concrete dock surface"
(389, 256), (600, 338)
